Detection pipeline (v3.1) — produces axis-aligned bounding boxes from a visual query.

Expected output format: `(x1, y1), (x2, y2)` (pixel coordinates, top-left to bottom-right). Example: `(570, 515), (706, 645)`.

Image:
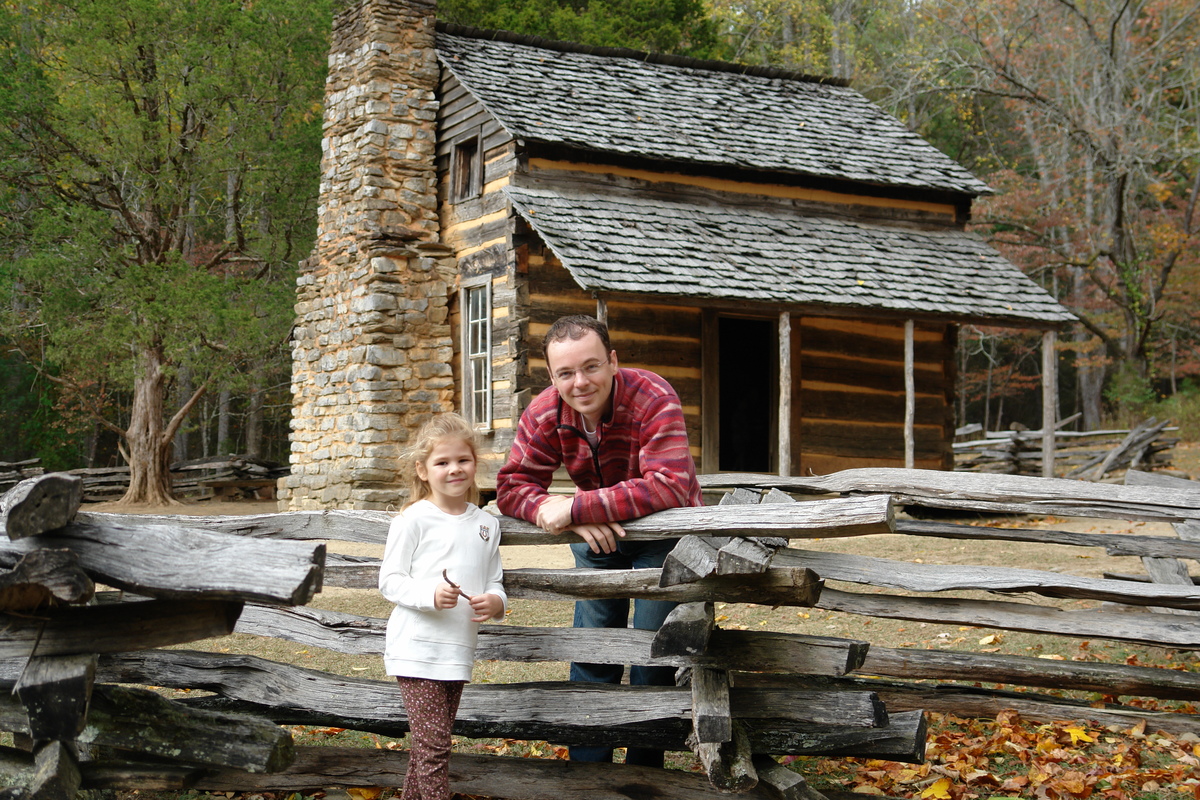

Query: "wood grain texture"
(503, 566), (822, 607)
(692, 667), (732, 743)
(691, 721), (757, 792)
(87, 649), (906, 756)
(660, 536), (719, 586)
(2, 519), (325, 605)
(815, 586), (1200, 649)
(894, 518), (1200, 559)
(700, 468), (1200, 523)
(81, 685), (294, 773)
(230, 606), (866, 675)
(172, 745), (790, 798)
(773, 548), (1200, 609)
(15, 654), (96, 741)
(737, 673), (1200, 737)
(753, 754), (827, 800)
(0, 547), (94, 611)
(859, 644), (1200, 700)
(651, 602), (714, 657)
(1, 474), (82, 540)
(0, 599), (242, 659)
(77, 495), (892, 548)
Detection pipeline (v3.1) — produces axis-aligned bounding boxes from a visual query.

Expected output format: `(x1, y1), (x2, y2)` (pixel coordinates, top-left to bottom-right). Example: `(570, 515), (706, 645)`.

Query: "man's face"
(545, 330), (618, 425)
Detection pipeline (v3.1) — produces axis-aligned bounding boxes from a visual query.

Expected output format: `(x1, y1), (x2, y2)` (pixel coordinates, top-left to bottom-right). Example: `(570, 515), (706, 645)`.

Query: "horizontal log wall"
(439, 114), (962, 479)
(519, 264), (705, 461)
(437, 73), (523, 480)
(524, 159), (962, 226)
(798, 317), (953, 474)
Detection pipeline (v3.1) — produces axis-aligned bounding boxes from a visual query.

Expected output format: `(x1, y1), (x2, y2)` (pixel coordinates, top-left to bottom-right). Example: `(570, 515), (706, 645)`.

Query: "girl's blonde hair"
(402, 412), (481, 510)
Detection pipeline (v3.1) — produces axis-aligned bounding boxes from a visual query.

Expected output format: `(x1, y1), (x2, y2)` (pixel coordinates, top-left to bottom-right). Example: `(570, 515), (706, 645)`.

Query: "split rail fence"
(3, 466), (1200, 799)
(1, 455), (289, 502)
(953, 416), (1179, 478)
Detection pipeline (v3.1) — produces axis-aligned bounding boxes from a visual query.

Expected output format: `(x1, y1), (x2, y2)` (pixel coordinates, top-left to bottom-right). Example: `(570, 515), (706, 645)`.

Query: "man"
(496, 314), (703, 768)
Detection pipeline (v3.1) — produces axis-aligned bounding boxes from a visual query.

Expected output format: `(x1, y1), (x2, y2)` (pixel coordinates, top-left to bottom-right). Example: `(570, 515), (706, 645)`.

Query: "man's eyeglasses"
(552, 357), (610, 384)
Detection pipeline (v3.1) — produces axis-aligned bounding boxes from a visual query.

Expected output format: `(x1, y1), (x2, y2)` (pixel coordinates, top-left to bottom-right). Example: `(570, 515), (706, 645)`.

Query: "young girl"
(379, 412), (506, 800)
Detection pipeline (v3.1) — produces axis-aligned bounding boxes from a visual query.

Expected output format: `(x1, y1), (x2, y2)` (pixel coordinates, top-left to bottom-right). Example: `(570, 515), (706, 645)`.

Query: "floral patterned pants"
(396, 677), (465, 800)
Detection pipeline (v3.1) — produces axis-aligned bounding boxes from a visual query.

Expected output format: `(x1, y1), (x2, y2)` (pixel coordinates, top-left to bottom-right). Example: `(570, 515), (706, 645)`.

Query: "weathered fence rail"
(954, 417), (1179, 478)
(3, 466), (1200, 798)
(17, 455), (292, 502)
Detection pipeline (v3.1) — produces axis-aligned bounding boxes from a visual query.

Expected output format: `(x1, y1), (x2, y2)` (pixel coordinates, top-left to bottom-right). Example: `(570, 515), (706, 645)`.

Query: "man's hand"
(569, 520), (625, 554)
(535, 494), (575, 533)
(469, 593), (505, 622)
(536, 494), (626, 553)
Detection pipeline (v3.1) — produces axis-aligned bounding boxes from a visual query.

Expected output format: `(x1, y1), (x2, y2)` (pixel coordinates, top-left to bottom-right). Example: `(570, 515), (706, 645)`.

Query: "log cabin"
(281, 0), (1073, 510)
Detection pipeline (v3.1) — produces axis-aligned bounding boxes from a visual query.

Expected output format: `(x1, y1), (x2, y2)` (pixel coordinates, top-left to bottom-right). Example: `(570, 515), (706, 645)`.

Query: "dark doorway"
(718, 317), (775, 472)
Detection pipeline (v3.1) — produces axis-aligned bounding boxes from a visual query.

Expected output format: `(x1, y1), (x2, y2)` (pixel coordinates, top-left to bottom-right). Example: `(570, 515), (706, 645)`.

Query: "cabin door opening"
(718, 316), (776, 472)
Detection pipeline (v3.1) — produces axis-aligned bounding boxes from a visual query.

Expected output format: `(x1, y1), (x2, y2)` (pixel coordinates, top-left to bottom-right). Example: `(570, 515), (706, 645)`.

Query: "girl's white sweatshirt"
(379, 499), (506, 681)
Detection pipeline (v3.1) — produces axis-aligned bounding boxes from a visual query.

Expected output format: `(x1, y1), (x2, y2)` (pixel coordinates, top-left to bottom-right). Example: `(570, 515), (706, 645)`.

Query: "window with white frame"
(463, 282), (491, 429)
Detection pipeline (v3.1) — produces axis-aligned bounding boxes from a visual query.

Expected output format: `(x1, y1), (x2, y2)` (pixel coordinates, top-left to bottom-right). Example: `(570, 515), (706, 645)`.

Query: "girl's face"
(416, 437), (477, 512)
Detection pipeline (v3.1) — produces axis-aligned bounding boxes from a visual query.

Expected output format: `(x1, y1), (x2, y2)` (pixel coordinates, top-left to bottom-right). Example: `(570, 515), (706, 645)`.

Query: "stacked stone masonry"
(281, 0), (456, 510)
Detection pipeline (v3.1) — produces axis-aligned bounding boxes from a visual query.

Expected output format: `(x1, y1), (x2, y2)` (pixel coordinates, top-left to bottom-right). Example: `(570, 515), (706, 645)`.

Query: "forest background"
(1, 0), (1198, 500)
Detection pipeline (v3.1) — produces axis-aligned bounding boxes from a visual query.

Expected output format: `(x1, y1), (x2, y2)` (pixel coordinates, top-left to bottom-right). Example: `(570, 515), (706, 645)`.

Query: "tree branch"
(160, 379), (211, 448)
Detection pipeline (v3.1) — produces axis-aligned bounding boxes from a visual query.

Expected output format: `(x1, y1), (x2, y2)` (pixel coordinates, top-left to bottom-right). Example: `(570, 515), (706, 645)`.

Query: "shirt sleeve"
(482, 518), (507, 620)
(571, 391), (698, 524)
(495, 401), (561, 523)
(378, 515), (439, 611)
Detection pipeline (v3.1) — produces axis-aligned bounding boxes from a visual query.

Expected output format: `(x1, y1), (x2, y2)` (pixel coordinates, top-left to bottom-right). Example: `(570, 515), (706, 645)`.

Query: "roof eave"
(579, 286), (1074, 331)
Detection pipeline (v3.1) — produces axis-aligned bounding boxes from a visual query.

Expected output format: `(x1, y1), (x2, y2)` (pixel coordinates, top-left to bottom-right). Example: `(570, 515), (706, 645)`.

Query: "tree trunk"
(245, 371), (264, 458)
(217, 387), (232, 455)
(173, 365), (192, 462)
(120, 344), (177, 505)
(830, 0), (853, 81)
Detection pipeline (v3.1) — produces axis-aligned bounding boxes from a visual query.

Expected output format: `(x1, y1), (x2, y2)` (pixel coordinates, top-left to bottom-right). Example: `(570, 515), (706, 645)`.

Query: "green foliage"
(0, 352), (91, 469)
(1142, 380), (1200, 441)
(0, 0), (329, 470)
(439, 0), (720, 56)
(1103, 363), (1158, 424)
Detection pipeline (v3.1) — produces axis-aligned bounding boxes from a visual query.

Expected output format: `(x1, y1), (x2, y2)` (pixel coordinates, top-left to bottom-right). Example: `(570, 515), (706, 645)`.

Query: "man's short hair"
(542, 315), (611, 359)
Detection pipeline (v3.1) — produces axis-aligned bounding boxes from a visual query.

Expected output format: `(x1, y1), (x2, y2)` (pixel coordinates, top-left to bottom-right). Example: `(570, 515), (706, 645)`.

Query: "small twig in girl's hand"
(442, 569), (471, 599)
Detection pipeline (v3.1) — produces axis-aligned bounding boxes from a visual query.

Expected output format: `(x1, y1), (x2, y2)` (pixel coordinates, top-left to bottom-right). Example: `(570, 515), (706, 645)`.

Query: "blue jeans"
(568, 538), (678, 767)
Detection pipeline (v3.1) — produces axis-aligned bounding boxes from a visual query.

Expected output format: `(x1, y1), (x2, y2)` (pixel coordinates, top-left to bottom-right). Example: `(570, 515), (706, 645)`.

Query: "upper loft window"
(451, 132), (482, 203)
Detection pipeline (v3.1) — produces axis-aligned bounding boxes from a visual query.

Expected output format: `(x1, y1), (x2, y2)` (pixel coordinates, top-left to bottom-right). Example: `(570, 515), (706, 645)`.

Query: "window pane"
(464, 284), (490, 427)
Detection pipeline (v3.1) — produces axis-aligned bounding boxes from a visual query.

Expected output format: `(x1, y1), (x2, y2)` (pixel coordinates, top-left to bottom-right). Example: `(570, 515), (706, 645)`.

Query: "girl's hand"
(434, 582), (460, 609)
(469, 593), (504, 622)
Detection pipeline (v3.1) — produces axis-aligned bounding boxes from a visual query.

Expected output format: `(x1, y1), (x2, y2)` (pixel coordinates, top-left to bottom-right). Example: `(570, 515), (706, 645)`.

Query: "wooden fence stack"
(0, 459), (44, 495)
(4, 466), (1200, 799)
(60, 455), (289, 503)
(953, 416), (1178, 478)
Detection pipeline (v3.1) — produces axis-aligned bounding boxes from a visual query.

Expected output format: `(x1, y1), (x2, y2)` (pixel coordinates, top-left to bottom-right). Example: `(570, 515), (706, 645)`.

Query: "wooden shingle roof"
(436, 28), (991, 197)
(505, 176), (1076, 327)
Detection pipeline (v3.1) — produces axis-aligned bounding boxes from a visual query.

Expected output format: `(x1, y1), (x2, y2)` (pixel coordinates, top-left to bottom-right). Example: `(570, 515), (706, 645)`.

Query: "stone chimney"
(281, 0), (456, 510)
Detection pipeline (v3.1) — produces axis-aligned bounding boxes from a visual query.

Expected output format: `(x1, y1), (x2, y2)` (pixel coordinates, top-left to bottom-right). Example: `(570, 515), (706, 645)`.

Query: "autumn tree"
(926, 0), (1200, 426)
(0, 0), (328, 503)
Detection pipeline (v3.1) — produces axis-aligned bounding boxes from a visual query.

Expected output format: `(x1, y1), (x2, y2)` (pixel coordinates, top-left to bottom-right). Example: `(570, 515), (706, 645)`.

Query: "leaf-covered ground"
(159, 707), (1200, 800)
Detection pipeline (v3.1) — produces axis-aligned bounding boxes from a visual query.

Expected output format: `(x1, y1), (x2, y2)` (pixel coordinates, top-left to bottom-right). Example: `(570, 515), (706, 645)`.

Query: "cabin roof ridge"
(434, 26), (992, 197)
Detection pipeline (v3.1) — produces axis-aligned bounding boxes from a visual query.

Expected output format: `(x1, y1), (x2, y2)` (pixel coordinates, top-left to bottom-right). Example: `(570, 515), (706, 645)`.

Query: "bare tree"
(927, 0), (1200, 422)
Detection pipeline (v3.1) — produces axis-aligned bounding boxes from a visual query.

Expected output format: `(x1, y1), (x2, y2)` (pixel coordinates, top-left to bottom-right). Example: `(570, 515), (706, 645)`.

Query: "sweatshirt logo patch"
(479, 525), (490, 541)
